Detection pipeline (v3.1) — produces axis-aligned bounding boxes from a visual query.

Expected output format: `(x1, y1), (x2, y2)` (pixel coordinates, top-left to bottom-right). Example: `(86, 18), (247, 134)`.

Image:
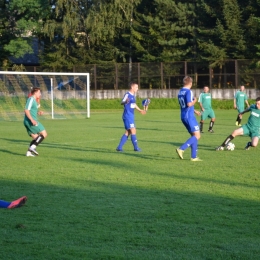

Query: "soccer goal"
(0, 71), (90, 121)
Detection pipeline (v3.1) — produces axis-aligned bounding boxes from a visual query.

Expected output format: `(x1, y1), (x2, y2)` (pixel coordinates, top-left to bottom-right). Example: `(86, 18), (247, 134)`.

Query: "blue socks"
(117, 134), (139, 150)
(190, 139), (198, 159)
(0, 200), (11, 208)
(131, 134), (139, 150)
(180, 136), (198, 159)
(117, 134), (128, 150)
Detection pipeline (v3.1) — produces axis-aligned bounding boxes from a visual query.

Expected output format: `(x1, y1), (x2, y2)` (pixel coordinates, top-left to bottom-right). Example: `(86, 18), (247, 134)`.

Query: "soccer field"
(0, 110), (259, 259)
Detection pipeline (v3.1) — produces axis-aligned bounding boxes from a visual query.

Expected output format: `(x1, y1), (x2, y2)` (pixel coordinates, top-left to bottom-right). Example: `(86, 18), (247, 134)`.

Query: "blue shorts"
(181, 117), (199, 133)
(123, 118), (135, 130)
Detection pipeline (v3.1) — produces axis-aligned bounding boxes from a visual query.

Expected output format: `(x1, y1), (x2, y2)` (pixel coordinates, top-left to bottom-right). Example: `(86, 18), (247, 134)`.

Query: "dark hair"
(129, 82), (138, 88)
(31, 87), (40, 95)
(256, 97), (260, 102)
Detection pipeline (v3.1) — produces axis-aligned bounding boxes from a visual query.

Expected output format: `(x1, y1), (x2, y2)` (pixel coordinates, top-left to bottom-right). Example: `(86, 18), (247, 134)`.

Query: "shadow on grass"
(0, 148), (25, 156)
(0, 178), (259, 260)
(60, 156), (260, 190)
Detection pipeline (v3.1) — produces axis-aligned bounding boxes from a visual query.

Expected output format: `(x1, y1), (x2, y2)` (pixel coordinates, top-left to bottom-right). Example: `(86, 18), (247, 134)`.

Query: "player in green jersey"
(216, 97), (260, 151)
(234, 85), (250, 126)
(198, 86), (215, 133)
(24, 87), (47, 156)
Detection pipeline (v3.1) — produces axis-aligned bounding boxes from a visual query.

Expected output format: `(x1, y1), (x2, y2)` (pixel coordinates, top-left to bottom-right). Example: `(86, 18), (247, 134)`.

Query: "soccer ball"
(226, 142), (235, 151)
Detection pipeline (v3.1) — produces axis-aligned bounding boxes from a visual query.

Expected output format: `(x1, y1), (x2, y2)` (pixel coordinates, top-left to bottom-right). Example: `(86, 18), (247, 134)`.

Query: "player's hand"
(194, 110), (201, 116)
(38, 111), (43, 116)
(234, 105), (237, 109)
(140, 110), (146, 115)
(31, 119), (38, 126)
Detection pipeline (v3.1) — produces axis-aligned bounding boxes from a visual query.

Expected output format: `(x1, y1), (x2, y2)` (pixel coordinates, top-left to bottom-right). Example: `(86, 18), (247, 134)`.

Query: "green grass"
(0, 110), (259, 259)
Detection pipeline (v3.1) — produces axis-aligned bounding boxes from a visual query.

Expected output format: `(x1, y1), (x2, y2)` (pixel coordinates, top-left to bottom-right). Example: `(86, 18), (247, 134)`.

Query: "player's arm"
(199, 102), (204, 111)
(238, 107), (250, 118)
(187, 97), (197, 107)
(121, 94), (129, 105)
(121, 99), (129, 105)
(135, 104), (146, 114)
(233, 96), (237, 109)
(38, 110), (44, 116)
(194, 110), (201, 116)
(245, 100), (250, 108)
(24, 109), (38, 125)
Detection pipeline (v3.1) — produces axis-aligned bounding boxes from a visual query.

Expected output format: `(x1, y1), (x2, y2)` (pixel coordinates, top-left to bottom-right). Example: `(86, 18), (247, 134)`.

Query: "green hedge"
(0, 96), (255, 111)
(89, 98), (254, 110)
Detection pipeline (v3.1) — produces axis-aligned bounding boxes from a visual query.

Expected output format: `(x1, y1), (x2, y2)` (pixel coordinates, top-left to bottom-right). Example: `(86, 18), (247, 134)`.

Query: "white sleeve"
(198, 93), (202, 103)
(122, 93), (129, 103)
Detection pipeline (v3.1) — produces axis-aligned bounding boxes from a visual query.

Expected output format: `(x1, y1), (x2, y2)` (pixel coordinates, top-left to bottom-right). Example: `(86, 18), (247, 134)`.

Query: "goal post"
(0, 71), (90, 120)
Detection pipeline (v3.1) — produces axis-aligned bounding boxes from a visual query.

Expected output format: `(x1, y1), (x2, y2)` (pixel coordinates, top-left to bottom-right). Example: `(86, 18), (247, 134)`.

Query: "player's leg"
(0, 196), (27, 209)
(7, 196), (27, 208)
(216, 127), (244, 150)
(208, 118), (215, 133)
(29, 128), (47, 156)
(208, 110), (216, 133)
(189, 131), (202, 161)
(116, 119), (130, 151)
(116, 130), (129, 151)
(199, 120), (204, 133)
(0, 200), (10, 208)
(236, 109), (242, 126)
(129, 127), (141, 151)
(200, 110), (209, 133)
(176, 119), (201, 160)
(26, 133), (38, 157)
(245, 135), (259, 150)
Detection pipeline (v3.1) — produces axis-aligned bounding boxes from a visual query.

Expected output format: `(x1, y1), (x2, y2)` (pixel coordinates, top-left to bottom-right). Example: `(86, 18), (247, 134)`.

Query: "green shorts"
(24, 120), (45, 136)
(201, 109), (215, 121)
(242, 124), (260, 138)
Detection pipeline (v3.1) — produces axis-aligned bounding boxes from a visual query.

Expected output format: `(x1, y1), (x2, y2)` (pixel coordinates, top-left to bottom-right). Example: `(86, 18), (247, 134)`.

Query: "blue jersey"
(178, 87), (195, 119)
(142, 99), (151, 106)
(122, 92), (136, 120)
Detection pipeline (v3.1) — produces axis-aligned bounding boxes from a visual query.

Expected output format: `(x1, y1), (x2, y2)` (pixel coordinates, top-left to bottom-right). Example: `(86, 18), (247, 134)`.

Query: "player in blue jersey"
(0, 196), (27, 209)
(176, 76), (202, 161)
(142, 98), (151, 111)
(116, 82), (146, 152)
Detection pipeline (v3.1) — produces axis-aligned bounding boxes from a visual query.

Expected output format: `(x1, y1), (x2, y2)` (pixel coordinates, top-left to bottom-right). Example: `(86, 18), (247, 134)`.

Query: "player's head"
(240, 85), (245, 91)
(129, 82), (139, 93)
(183, 76), (193, 88)
(31, 87), (41, 98)
(256, 97), (260, 109)
(203, 86), (209, 93)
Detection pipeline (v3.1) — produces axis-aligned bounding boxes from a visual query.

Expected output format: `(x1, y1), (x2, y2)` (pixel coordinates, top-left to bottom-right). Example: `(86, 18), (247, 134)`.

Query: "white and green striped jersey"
(24, 97), (38, 122)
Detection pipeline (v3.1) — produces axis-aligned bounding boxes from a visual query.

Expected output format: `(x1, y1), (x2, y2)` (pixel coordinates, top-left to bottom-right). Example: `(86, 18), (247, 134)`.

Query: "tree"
(128, 0), (195, 62)
(1, 0), (49, 62)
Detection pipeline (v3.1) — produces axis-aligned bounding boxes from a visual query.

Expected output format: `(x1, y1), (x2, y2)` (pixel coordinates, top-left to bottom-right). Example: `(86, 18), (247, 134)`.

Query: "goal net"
(0, 71), (90, 121)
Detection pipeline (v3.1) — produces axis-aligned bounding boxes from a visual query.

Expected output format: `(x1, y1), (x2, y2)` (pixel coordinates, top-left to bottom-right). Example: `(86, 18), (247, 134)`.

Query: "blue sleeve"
(186, 89), (193, 104)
